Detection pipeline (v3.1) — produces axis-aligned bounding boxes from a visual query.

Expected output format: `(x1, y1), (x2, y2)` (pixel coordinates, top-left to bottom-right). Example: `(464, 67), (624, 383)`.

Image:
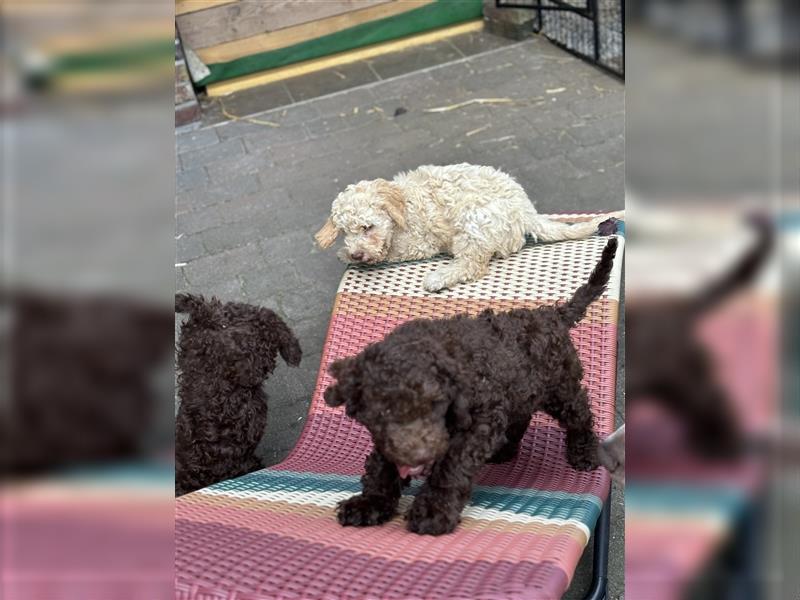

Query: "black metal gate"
(496, 0), (625, 77)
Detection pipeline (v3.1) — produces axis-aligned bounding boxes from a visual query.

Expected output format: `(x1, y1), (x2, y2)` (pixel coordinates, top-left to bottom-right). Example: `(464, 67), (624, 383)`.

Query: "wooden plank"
(197, 0), (434, 64)
(207, 20), (483, 97)
(177, 0), (394, 50)
(176, 0), (238, 17)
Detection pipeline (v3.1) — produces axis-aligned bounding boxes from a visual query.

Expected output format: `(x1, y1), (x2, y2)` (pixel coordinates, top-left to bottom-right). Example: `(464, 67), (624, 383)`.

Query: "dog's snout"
(350, 251), (365, 262)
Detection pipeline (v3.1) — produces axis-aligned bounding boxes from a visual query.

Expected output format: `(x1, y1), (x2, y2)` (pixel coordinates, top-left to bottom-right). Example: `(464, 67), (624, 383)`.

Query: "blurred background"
(2, 1), (175, 599)
(625, 0), (798, 599)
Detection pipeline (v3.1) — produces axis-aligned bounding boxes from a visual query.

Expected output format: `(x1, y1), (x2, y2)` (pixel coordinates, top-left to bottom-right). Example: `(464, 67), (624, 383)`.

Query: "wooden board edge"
(197, 0), (435, 64)
(206, 20), (484, 97)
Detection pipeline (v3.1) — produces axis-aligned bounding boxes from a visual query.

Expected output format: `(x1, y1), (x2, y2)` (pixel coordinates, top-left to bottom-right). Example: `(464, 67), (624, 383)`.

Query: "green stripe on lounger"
(201, 469), (603, 525)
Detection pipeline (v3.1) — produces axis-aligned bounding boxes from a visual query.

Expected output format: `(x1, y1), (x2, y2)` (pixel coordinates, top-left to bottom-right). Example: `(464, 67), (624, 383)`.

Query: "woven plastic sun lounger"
(175, 215), (624, 600)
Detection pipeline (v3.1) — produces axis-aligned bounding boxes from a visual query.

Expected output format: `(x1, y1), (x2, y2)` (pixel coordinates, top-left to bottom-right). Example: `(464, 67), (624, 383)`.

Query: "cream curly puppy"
(315, 163), (622, 292)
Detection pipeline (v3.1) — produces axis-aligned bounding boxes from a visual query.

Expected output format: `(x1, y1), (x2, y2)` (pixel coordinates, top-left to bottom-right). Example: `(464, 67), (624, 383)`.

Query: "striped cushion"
(176, 216), (623, 600)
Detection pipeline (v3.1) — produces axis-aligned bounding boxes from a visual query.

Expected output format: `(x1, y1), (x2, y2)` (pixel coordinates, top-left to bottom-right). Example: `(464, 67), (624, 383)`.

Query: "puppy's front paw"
(336, 494), (396, 527)
(423, 271), (449, 293)
(406, 493), (459, 535)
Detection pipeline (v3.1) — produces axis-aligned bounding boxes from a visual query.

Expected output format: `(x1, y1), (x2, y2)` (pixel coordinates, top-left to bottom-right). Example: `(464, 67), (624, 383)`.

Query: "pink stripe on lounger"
(175, 518), (573, 600)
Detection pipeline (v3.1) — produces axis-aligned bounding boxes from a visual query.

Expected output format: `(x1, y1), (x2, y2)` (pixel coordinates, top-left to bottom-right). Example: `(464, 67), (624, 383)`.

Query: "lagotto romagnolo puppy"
(324, 239), (618, 535)
(315, 163), (622, 292)
(174, 293), (302, 496)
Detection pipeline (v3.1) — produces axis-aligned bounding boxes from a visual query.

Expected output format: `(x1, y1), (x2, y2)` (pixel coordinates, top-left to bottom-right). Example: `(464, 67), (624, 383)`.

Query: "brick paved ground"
(176, 32), (624, 598)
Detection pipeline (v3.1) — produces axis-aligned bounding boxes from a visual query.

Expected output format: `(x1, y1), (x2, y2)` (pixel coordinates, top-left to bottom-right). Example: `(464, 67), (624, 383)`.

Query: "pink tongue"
(397, 465), (423, 479)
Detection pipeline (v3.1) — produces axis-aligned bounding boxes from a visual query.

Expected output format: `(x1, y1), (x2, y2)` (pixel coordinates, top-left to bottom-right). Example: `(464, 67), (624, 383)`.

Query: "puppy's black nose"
(350, 251), (365, 262)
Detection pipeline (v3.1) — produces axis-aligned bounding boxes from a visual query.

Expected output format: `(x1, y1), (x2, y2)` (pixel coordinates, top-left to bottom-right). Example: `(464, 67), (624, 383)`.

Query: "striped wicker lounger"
(175, 215), (624, 600)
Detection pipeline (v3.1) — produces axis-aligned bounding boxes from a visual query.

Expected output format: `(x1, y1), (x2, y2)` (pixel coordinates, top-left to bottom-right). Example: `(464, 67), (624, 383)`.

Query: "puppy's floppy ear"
(324, 356), (356, 407)
(315, 216), (340, 249)
(375, 179), (406, 229)
(258, 309), (302, 366)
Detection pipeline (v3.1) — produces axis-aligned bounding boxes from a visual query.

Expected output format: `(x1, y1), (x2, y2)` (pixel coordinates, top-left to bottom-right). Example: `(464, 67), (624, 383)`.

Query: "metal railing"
(496, 0), (625, 77)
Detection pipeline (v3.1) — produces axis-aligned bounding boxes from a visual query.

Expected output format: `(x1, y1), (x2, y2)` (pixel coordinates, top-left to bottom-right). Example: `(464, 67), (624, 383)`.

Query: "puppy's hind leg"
(423, 237), (493, 292)
(543, 386), (600, 471)
(489, 414), (530, 463)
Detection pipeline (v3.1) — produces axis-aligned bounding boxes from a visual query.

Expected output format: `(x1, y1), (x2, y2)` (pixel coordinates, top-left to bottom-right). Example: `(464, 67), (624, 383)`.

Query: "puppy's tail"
(687, 213), (773, 318)
(558, 238), (619, 326)
(526, 210), (624, 243)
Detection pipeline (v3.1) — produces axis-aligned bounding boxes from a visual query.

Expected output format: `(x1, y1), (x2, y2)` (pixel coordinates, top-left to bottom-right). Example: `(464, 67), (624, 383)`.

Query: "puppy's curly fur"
(174, 293), (301, 496)
(325, 239), (618, 535)
(315, 163), (622, 292)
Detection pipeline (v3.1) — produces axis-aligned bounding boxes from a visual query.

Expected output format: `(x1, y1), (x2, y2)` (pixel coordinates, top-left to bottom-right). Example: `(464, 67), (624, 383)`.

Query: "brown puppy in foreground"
(325, 238), (618, 535)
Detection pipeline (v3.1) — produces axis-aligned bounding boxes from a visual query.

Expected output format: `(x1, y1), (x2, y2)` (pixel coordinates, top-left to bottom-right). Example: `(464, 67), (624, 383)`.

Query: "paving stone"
(291, 247), (347, 294)
(261, 228), (321, 266)
(217, 82), (293, 118)
(201, 218), (270, 255)
(447, 30), (517, 56)
(305, 108), (385, 137)
(241, 123), (310, 153)
(176, 232), (207, 262)
(568, 90), (625, 120)
(525, 106), (586, 132)
(242, 265), (299, 305)
(428, 60), (475, 84)
(182, 242), (264, 287)
(391, 101), (489, 135)
(367, 40), (463, 80)
(309, 86), (377, 117)
(178, 137), (245, 171)
(282, 174), (341, 215)
(567, 113), (624, 146)
(176, 166), (209, 192)
(175, 174), (262, 212)
(264, 103), (322, 126)
(371, 71), (438, 101)
(217, 188), (288, 223)
(201, 276), (247, 303)
(218, 187), (321, 240)
(566, 135), (624, 172)
(516, 127), (582, 161)
(278, 286), (331, 323)
(460, 60), (524, 93)
(176, 128), (219, 154)
(205, 147), (273, 182)
(284, 60), (379, 103)
(176, 203), (224, 235)
(570, 164), (625, 210)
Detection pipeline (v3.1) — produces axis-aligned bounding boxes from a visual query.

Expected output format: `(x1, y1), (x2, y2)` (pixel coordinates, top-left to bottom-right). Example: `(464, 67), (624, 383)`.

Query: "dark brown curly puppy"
(175, 293), (301, 496)
(626, 214), (773, 460)
(325, 238), (618, 535)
